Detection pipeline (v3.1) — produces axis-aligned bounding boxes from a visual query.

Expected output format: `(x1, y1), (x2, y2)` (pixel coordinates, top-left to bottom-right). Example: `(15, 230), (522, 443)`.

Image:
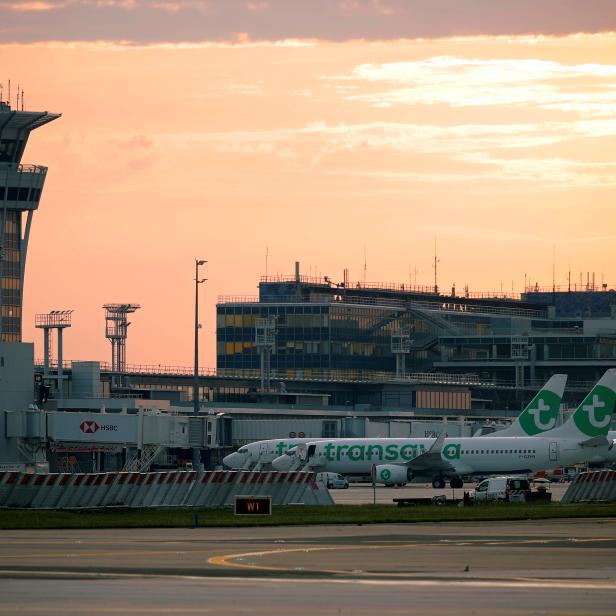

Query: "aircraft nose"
(272, 454), (293, 471)
(223, 453), (243, 469)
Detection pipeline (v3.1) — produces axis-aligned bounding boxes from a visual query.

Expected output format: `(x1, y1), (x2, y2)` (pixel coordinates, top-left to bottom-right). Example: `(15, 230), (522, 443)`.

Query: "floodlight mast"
(103, 303), (141, 388)
(35, 309), (73, 399)
(193, 259), (207, 415)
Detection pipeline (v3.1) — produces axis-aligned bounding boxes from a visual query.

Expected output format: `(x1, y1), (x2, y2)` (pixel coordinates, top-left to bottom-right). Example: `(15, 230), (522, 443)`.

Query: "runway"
(1, 518), (615, 614)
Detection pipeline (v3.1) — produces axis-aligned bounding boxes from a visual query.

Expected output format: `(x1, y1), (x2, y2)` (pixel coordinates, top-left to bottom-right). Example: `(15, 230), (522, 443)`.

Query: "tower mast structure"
(103, 303), (141, 389)
(35, 310), (72, 399)
(0, 96), (60, 342)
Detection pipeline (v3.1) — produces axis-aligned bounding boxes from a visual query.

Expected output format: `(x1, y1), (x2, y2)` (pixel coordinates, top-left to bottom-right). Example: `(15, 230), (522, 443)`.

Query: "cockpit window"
(238, 448), (248, 454)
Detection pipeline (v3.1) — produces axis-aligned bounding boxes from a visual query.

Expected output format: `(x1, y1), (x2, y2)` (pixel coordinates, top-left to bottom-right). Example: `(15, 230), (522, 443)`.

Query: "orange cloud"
(4, 1), (60, 10)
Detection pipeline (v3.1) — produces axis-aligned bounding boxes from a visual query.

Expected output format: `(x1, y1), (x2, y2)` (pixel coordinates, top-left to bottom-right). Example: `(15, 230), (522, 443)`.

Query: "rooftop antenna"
(16, 84), (19, 110)
(8, 79), (10, 108)
(432, 236), (439, 294)
(568, 263), (571, 292)
(363, 246), (367, 286)
(552, 245), (556, 292)
(265, 246), (268, 277)
(0, 83), (3, 102)
(21, 88), (24, 111)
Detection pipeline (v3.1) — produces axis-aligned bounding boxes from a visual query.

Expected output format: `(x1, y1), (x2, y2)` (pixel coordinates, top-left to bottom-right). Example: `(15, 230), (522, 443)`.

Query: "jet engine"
(374, 464), (411, 485)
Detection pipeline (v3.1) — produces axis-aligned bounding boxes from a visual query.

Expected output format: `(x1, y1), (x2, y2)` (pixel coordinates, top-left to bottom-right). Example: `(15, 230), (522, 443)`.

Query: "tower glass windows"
(1, 210), (22, 341)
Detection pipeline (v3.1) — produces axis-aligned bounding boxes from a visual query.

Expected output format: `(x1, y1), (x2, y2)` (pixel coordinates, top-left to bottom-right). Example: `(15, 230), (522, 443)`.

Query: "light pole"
(194, 259), (207, 415)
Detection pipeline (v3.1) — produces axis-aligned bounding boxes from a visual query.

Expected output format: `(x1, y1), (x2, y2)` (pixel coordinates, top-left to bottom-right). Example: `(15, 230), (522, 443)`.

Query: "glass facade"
(217, 280), (616, 385)
(440, 335), (616, 362)
(217, 304), (333, 373)
(1, 210), (22, 342)
(216, 301), (503, 376)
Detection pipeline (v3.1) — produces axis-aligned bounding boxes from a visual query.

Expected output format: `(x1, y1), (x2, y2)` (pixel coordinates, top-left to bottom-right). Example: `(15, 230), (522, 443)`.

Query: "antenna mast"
(433, 237), (439, 294)
(552, 246), (556, 292)
(363, 246), (367, 286)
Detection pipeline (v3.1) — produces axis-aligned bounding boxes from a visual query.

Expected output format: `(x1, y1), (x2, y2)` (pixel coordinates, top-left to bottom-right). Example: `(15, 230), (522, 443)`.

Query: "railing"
(218, 293), (545, 317)
(258, 275), (526, 298)
(35, 360), (606, 391)
(17, 164), (47, 175)
(524, 284), (615, 293)
(35, 359), (217, 377)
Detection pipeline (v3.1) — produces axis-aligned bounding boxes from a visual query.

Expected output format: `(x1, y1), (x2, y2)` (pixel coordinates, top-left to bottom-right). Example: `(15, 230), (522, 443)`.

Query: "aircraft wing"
(406, 432), (456, 475)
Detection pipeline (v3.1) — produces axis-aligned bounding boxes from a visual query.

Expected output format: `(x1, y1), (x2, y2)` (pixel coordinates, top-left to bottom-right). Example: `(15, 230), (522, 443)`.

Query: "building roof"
(0, 104), (61, 132)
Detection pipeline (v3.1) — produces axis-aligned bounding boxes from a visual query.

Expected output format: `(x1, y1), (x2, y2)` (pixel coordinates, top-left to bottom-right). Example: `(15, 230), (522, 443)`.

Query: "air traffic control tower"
(0, 98), (60, 343)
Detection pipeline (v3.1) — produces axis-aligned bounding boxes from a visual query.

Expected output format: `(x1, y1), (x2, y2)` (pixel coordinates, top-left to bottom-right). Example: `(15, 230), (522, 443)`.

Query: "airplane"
(221, 374), (567, 472)
(222, 438), (317, 470)
(271, 369), (616, 489)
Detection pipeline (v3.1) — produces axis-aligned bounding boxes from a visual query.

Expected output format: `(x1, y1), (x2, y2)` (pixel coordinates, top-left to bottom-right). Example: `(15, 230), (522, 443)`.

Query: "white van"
(472, 476), (531, 502)
(317, 472), (349, 489)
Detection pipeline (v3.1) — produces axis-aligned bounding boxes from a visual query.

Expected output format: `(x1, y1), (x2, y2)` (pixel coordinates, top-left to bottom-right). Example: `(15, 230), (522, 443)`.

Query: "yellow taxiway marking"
(208, 537), (616, 575)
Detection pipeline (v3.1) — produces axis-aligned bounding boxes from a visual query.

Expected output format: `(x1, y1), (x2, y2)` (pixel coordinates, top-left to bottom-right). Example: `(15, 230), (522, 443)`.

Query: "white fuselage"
(273, 436), (610, 478)
(223, 438), (317, 470)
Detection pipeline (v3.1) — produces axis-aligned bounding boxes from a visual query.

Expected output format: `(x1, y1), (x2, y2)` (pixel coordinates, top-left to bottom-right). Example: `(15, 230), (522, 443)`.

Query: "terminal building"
(217, 265), (616, 389)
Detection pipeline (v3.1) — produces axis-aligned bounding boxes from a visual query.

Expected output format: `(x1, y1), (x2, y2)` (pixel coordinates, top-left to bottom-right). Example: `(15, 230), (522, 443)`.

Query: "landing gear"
(449, 477), (464, 489)
(432, 477), (446, 489)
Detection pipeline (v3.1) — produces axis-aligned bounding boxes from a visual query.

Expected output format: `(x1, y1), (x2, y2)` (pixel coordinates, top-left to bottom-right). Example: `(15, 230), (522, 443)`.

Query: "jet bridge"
(1, 408), (217, 472)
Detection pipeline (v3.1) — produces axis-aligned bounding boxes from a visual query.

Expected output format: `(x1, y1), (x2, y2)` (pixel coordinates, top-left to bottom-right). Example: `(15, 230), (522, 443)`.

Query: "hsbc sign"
(80, 421), (99, 433)
(48, 413), (136, 444)
(79, 421), (119, 434)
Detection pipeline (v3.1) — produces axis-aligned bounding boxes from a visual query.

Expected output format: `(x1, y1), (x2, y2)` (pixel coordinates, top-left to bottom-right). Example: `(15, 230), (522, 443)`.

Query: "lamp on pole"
(194, 259), (207, 415)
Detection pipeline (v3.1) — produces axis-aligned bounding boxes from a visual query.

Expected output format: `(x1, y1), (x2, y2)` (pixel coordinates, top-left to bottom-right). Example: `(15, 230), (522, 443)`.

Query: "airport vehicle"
(531, 477), (551, 491)
(472, 476), (531, 502)
(222, 438), (316, 470)
(317, 472), (349, 489)
(272, 369), (616, 489)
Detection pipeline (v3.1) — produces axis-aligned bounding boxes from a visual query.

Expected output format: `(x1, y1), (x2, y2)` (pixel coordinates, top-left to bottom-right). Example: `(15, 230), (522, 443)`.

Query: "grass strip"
(0, 502), (615, 530)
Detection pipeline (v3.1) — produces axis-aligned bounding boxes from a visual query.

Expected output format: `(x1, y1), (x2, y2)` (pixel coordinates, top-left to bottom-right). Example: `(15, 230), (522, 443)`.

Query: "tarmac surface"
(1, 517), (615, 615)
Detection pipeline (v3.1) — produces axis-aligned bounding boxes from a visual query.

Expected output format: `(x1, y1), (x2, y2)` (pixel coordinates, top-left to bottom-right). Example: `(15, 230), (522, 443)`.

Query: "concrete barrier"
(0, 470), (334, 509)
(561, 470), (616, 503)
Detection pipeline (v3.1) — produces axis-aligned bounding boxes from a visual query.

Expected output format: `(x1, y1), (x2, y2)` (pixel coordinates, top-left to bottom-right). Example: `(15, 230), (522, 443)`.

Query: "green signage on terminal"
(234, 496), (272, 516)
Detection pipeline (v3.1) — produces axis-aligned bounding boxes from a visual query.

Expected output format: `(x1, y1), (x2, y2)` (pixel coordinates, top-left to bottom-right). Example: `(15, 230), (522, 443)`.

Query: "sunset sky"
(2, 0), (616, 369)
